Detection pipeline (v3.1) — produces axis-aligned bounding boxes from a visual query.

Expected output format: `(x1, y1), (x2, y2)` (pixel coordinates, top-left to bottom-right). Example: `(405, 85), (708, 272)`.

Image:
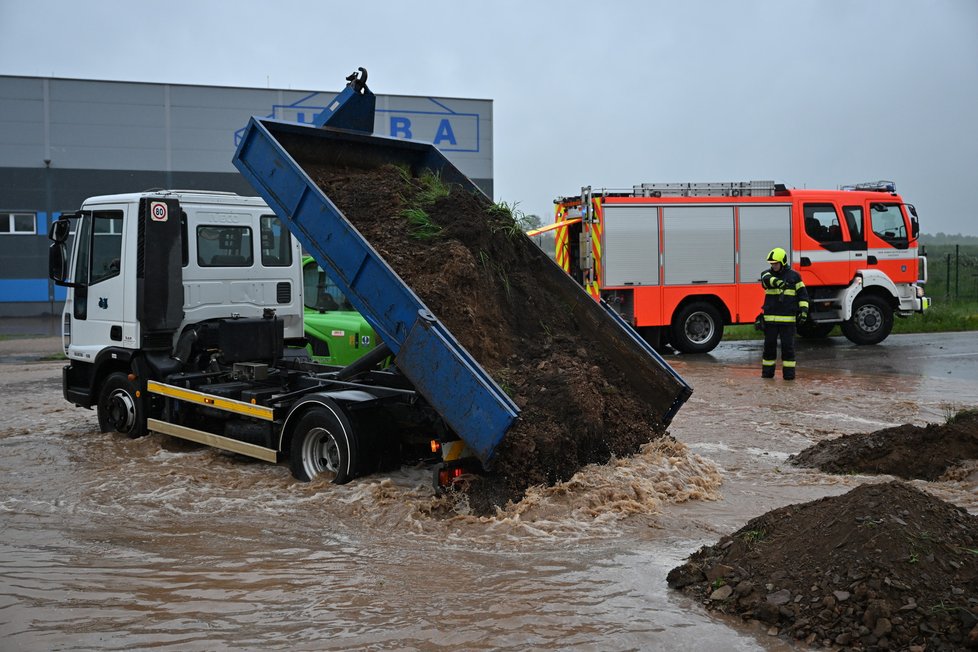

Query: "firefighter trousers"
(762, 322), (796, 379)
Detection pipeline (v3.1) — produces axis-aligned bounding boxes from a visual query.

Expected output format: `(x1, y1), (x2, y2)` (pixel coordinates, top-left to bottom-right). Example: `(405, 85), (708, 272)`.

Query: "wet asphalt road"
(678, 330), (978, 383)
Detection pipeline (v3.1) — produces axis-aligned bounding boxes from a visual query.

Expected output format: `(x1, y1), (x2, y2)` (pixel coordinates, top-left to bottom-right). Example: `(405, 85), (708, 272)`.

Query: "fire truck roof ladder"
(631, 181), (778, 198)
(839, 180), (897, 193)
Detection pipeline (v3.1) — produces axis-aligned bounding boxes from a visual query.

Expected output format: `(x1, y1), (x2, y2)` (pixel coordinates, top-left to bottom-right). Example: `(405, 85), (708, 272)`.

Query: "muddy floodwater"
(1, 332), (977, 651)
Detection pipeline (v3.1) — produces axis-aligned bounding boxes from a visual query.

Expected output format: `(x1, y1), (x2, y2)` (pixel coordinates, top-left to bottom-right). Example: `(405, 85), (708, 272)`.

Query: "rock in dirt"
(668, 481), (978, 650)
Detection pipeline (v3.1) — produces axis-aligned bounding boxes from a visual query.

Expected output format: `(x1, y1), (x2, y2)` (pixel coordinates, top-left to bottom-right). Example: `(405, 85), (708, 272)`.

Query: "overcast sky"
(1, 0), (976, 235)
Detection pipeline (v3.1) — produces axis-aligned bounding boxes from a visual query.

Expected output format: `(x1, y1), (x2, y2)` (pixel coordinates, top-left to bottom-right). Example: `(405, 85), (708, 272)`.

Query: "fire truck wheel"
(797, 322), (835, 339)
(671, 302), (724, 354)
(841, 294), (894, 345)
(96, 371), (147, 438)
(289, 407), (356, 484)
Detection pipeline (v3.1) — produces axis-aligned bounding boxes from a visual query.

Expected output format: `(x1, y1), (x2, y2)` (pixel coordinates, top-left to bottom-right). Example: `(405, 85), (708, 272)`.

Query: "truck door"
(865, 201), (916, 284)
(798, 202), (850, 286)
(67, 206), (128, 360)
(842, 203), (869, 280)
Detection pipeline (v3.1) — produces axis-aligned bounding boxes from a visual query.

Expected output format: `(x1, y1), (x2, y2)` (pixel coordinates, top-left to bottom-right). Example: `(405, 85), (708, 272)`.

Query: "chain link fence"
(924, 245), (978, 301)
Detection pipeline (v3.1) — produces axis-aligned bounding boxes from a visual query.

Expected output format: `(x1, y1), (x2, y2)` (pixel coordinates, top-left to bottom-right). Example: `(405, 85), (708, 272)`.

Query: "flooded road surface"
(1, 332), (976, 651)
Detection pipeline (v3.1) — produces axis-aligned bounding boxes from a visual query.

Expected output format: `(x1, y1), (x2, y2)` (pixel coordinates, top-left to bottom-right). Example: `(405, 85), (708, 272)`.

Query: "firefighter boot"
(783, 361), (796, 381)
(761, 362), (776, 379)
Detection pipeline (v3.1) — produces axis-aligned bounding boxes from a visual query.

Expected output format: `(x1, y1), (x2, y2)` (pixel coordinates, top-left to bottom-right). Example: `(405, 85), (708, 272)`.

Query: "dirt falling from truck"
(307, 164), (677, 513)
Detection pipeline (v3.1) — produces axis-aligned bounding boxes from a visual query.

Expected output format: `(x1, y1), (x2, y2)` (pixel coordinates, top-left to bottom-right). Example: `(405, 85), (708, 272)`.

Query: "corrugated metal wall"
(0, 76), (494, 316)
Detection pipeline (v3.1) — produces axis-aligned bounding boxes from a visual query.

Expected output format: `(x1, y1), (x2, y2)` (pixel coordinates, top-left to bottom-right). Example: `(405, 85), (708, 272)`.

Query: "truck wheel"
(97, 372), (147, 438)
(289, 407), (356, 484)
(670, 302), (723, 354)
(797, 322), (835, 339)
(841, 295), (893, 345)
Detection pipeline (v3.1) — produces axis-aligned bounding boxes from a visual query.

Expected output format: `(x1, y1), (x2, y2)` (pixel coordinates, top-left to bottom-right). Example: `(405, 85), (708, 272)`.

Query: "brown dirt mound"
(790, 412), (978, 480)
(306, 165), (671, 512)
(668, 481), (978, 650)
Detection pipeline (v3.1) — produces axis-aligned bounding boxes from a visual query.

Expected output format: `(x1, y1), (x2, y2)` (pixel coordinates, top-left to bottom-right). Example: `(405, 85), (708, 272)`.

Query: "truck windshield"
(870, 203), (908, 246)
(303, 262), (354, 311)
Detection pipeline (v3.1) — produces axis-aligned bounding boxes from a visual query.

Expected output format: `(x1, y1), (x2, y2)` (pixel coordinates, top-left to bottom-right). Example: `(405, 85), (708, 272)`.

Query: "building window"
(0, 212), (36, 234)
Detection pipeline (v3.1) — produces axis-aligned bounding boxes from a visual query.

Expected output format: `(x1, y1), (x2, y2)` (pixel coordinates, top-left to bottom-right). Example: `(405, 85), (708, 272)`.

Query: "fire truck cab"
(553, 180), (930, 353)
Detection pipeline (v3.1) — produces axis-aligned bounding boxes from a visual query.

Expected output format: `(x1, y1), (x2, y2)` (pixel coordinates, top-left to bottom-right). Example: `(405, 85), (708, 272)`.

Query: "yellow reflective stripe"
(783, 360), (797, 368)
(591, 198), (603, 286)
(795, 281), (806, 290)
(782, 289), (797, 296)
(764, 289), (782, 295)
(147, 380), (274, 421)
(764, 315), (796, 323)
(441, 440), (473, 462)
(586, 281), (601, 300)
(762, 359), (776, 366)
(798, 301), (810, 309)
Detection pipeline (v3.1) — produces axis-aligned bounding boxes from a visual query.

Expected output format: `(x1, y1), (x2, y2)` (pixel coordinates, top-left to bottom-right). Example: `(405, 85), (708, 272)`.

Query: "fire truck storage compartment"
(662, 206), (735, 285)
(602, 205), (660, 286)
(602, 203), (793, 287)
(736, 205), (792, 281)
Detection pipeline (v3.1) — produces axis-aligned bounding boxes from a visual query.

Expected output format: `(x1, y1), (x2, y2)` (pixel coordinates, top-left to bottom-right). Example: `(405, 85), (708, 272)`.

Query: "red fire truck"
(548, 180), (930, 353)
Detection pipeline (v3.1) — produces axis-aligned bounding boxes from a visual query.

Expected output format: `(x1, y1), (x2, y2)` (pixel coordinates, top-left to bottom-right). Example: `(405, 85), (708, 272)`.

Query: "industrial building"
(0, 75), (493, 317)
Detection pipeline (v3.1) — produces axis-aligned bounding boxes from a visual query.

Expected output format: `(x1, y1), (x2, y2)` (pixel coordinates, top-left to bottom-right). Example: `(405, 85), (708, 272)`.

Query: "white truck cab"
(49, 190), (304, 424)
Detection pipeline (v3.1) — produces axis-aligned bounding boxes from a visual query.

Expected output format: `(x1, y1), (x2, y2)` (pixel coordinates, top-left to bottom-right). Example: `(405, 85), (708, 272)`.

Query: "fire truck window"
(803, 204), (842, 243)
(870, 203), (907, 245)
(843, 206), (863, 240)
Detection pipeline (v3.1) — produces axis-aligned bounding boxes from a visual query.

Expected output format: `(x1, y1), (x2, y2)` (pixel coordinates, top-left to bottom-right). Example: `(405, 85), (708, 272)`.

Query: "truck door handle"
(867, 256), (878, 265)
(800, 257), (811, 267)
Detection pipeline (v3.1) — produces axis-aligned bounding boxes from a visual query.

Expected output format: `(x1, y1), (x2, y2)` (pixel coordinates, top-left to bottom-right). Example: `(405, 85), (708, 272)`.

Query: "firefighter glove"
(797, 310), (809, 323)
(766, 276), (786, 289)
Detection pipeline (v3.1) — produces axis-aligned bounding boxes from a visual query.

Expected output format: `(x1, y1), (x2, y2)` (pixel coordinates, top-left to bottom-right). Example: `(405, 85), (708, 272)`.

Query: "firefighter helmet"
(766, 247), (788, 266)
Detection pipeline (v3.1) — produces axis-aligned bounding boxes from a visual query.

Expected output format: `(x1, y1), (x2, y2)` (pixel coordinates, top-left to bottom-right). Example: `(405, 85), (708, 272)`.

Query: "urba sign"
(234, 92), (480, 153)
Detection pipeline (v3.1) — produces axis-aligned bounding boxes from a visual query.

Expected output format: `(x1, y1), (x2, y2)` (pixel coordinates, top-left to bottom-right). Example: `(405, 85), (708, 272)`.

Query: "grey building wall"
(0, 75), (494, 317)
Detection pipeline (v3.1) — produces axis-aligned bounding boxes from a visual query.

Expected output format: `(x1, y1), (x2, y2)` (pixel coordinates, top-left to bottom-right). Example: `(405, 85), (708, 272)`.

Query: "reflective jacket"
(760, 266), (809, 323)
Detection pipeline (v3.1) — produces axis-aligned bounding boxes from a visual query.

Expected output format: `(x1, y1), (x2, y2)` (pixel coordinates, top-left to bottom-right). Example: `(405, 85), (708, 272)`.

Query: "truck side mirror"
(911, 216), (919, 239)
(49, 242), (68, 285)
(49, 217), (71, 243)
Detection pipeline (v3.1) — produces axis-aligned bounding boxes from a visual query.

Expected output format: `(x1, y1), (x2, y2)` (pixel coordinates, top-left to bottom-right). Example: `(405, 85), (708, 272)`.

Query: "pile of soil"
(305, 164), (677, 512)
(668, 481), (978, 650)
(790, 411), (978, 480)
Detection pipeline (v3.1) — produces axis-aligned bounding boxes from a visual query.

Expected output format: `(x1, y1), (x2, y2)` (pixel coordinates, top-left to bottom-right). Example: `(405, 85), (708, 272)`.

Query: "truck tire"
(797, 321), (835, 339)
(670, 302), (723, 354)
(97, 372), (147, 438)
(841, 294), (893, 345)
(289, 407), (356, 484)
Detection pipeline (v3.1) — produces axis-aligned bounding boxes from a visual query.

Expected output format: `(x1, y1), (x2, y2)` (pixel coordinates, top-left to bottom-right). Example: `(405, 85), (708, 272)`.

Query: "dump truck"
(49, 69), (691, 487)
(548, 181), (931, 353)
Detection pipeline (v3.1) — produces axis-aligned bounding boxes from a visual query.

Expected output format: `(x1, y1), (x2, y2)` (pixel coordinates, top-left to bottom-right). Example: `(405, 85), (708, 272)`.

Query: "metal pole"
(955, 244), (960, 300)
(946, 253), (951, 299)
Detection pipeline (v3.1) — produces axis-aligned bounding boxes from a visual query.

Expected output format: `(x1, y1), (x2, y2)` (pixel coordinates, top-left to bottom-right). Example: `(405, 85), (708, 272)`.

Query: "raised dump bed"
(232, 76), (691, 471)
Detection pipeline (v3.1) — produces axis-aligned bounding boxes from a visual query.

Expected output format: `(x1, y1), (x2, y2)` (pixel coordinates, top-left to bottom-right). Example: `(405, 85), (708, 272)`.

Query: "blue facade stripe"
(0, 279), (51, 302)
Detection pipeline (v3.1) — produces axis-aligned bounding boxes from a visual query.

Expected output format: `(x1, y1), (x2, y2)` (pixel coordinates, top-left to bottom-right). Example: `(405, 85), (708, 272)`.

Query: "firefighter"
(760, 247), (809, 380)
